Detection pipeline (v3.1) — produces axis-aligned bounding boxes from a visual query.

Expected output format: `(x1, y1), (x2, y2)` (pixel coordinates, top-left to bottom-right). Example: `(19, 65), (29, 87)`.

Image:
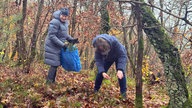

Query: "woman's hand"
(63, 43), (68, 51)
(102, 72), (110, 79)
(117, 70), (124, 79)
(67, 38), (79, 44)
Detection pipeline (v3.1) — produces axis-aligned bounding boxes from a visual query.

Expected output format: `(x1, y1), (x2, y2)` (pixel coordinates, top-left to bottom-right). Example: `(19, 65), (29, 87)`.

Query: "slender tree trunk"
(128, 15), (137, 77)
(140, 3), (191, 108)
(39, 29), (48, 60)
(134, 2), (144, 107)
(15, 0), (22, 6)
(100, 0), (110, 34)
(38, 13), (49, 60)
(84, 46), (89, 70)
(94, 0), (99, 14)
(90, 0), (110, 70)
(144, 38), (151, 56)
(24, 0), (44, 73)
(190, 35), (192, 49)
(159, 0), (164, 26)
(119, 2), (129, 73)
(148, 0), (154, 12)
(39, 5), (55, 60)
(14, 0), (27, 65)
(70, 0), (78, 36)
(0, 0), (6, 38)
(0, 0), (8, 61)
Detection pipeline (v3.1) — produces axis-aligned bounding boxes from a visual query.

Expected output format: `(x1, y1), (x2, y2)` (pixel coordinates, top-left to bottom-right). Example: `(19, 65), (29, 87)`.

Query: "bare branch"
(116, 0), (192, 26)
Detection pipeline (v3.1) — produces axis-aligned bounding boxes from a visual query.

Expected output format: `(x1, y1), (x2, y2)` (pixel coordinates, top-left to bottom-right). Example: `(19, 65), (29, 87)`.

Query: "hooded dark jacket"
(92, 34), (128, 73)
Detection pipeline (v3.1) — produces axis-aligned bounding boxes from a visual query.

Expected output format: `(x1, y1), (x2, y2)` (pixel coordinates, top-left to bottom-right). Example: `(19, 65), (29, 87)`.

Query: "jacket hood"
(52, 10), (69, 24)
(53, 10), (61, 20)
(92, 34), (113, 47)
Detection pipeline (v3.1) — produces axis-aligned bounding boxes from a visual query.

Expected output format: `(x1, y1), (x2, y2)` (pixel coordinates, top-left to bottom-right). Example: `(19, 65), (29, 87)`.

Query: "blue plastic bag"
(60, 47), (82, 72)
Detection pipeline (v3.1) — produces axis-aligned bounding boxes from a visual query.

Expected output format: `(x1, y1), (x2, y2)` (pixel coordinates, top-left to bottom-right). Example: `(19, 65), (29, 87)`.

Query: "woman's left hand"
(68, 38), (79, 44)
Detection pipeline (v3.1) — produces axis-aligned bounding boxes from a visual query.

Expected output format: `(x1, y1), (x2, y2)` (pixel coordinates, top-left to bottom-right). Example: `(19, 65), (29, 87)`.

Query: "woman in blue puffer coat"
(44, 8), (78, 83)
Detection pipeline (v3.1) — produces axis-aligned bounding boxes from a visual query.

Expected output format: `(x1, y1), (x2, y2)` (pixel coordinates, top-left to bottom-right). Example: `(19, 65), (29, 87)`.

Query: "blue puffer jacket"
(92, 34), (128, 73)
(44, 10), (73, 66)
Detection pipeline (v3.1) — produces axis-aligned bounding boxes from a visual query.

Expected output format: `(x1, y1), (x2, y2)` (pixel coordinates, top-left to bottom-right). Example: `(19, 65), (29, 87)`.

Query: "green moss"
(127, 77), (135, 88)
(140, 1), (189, 107)
(138, 37), (144, 49)
(71, 102), (82, 107)
(183, 99), (192, 108)
(135, 94), (143, 108)
(0, 104), (3, 108)
(103, 79), (111, 85)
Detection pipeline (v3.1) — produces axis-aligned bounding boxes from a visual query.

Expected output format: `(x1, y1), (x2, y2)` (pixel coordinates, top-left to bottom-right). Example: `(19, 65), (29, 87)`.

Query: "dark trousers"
(94, 61), (127, 95)
(47, 66), (58, 82)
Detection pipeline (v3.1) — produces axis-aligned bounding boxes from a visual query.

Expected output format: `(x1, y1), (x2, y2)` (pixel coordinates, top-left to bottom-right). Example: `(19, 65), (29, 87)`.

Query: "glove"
(63, 44), (68, 51)
(67, 38), (79, 44)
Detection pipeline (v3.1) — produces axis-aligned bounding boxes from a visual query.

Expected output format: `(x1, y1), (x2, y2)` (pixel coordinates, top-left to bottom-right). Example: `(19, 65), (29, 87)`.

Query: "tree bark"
(134, 2), (144, 107)
(84, 46), (89, 70)
(90, 0), (110, 70)
(14, 0), (27, 65)
(24, 0), (44, 73)
(159, 0), (164, 26)
(128, 14), (137, 77)
(100, 0), (110, 34)
(70, 0), (78, 36)
(118, 2), (130, 73)
(38, 3), (55, 60)
(140, 4), (191, 108)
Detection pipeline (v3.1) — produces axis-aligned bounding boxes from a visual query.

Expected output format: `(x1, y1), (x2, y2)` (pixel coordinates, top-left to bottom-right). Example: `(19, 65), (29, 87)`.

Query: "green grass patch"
(103, 79), (111, 85)
(127, 77), (135, 88)
(87, 70), (96, 81)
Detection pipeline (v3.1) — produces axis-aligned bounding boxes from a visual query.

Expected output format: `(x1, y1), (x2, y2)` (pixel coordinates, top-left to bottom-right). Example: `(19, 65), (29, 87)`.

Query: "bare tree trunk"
(84, 46), (89, 70)
(159, 0), (164, 26)
(0, 0), (8, 61)
(14, 0), (27, 66)
(39, 3), (55, 60)
(15, 0), (21, 6)
(134, 2), (144, 107)
(24, 0), (44, 73)
(0, 0), (6, 38)
(190, 35), (192, 49)
(70, 0), (78, 36)
(128, 15), (137, 77)
(148, 0), (154, 12)
(90, 0), (110, 70)
(100, 0), (110, 34)
(94, 0), (99, 14)
(118, 2), (129, 73)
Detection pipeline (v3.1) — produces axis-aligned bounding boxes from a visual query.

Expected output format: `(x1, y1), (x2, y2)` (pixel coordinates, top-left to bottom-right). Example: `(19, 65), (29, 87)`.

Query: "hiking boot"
(46, 79), (55, 85)
(121, 92), (127, 101)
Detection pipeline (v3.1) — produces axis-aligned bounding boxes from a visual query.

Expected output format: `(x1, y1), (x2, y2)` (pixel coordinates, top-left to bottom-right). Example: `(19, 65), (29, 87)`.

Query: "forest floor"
(0, 63), (169, 108)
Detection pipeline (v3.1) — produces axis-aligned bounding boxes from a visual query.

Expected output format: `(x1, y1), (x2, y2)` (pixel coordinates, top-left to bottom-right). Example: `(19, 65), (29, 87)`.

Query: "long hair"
(95, 38), (110, 55)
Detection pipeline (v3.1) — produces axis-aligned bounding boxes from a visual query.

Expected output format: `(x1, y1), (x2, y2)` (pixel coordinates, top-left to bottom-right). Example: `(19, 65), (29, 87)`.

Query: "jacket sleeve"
(48, 20), (64, 47)
(116, 52), (127, 72)
(113, 37), (128, 72)
(95, 52), (105, 74)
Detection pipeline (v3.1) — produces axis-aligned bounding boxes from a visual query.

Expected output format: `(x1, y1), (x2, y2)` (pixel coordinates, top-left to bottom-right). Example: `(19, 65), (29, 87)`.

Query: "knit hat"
(60, 8), (69, 16)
